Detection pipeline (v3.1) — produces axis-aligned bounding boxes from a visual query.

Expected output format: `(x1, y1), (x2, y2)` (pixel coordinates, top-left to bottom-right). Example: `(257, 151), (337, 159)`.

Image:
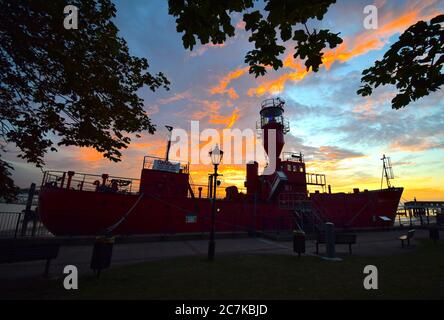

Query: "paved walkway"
(0, 229), (428, 284)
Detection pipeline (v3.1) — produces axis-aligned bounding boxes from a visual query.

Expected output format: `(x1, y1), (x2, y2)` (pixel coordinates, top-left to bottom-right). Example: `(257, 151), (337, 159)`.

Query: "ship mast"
(165, 125), (173, 162)
(381, 154), (394, 189)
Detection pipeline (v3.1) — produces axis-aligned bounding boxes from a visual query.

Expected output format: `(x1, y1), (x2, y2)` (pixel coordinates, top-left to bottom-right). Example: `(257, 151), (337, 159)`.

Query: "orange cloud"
(177, 98), (241, 128)
(130, 139), (166, 157)
(189, 100), (222, 120)
(351, 91), (396, 119)
(146, 91), (192, 115)
(322, 7), (440, 70)
(226, 87), (239, 100)
(318, 146), (365, 160)
(210, 67), (249, 99)
(156, 91), (191, 105)
(247, 67), (309, 96)
(389, 140), (441, 152)
(247, 4), (441, 96)
(189, 43), (226, 57)
(76, 148), (104, 162)
(208, 108), (240, 128)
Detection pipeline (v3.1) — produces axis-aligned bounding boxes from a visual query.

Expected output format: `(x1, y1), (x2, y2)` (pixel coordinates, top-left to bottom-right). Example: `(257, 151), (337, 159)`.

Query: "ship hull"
(38, 187), (293, 236)
(310, 187), (403, 228)
(38, 186), (403, 236)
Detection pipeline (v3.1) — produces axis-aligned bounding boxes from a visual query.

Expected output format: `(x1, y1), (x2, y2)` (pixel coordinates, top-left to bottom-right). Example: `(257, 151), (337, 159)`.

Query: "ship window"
(293, 165), (297, 172)
(287, 164), (292, 171)
(299, 167), (304, 173)
(186, 215), (197, 223)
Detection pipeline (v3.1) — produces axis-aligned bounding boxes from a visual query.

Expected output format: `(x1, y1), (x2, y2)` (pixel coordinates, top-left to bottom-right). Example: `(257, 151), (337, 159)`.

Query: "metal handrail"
(0, 211), (52, 238)
(260, 97), (285, 109)
(282, 152), (304, 163)
(41, 170), (140, 194)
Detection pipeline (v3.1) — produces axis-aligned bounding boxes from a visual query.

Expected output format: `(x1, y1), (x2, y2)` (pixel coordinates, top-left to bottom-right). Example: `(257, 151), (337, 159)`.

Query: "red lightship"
(38, 98), (403, 236)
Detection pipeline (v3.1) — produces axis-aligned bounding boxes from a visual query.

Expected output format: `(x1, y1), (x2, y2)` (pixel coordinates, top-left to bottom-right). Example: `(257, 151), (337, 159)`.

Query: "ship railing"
(260, 97), (285, 109)
(41, 170), (140, 194)
(188, 183), (247, 200)
(143, 155), (189, 174)
(306, 173), (326, 187)
(188, 183), (216, 199)
(282, 152), (304, 163)
(256, 117), (290, 134)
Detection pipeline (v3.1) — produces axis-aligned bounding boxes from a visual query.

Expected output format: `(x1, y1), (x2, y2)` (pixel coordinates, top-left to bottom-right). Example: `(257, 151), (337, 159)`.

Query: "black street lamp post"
(208, 144), (223, 261)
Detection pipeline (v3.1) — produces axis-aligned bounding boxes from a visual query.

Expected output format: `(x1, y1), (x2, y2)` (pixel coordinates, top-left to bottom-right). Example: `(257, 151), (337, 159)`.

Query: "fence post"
(31, 207), (38, 236)
(14, 212), (22, 239)
(20, 183), (36, 237)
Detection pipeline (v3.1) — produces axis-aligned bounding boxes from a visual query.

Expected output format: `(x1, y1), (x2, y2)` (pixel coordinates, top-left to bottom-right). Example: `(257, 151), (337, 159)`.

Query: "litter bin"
(293, 230), (306, 258)
(436, 214), (444, 226)
(90, 236), (115, 277)
(429, 226), (440, 244)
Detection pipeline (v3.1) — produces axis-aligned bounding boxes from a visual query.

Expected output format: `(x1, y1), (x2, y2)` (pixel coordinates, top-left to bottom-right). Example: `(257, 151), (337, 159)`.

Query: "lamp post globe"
(209, 143), (223, 165)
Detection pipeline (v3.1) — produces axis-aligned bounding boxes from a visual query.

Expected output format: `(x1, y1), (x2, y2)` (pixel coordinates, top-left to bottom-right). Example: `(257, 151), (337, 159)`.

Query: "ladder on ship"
(278, 193), (325, 233)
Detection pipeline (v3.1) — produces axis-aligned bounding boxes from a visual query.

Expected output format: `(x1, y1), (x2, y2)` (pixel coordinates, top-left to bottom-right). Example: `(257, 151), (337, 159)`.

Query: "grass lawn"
(4, 239), (444, 299)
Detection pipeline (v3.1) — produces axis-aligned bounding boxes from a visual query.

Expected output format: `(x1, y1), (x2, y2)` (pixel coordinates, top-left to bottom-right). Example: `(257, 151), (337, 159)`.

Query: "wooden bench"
(0, 239), (60, 276)
(316, 233), (357, 255)
(398, 229), (415, 247)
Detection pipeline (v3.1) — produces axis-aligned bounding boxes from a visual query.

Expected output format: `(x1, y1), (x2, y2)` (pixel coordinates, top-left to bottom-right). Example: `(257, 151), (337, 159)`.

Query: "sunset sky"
(6, 0), (444, 201)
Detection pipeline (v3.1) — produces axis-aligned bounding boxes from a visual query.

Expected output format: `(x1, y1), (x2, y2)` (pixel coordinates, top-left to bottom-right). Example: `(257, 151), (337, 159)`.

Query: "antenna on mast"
(381, 154), (394, 189)
(165, 125), (173, 161)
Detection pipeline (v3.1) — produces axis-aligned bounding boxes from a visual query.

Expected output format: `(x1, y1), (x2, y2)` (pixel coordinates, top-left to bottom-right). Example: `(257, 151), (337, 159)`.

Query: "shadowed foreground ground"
(2, 239), (443, 300)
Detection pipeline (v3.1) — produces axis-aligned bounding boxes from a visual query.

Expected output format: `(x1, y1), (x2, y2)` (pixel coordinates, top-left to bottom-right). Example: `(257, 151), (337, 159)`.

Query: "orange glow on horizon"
(76, 148), (104, 162)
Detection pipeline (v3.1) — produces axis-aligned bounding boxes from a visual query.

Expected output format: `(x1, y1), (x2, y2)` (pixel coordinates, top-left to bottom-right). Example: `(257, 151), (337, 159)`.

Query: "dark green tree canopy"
(168, 0), (342, 76)
(0, 0), (169, 200)
(0, 159), (19, 202)
(358, 14), (444, 109)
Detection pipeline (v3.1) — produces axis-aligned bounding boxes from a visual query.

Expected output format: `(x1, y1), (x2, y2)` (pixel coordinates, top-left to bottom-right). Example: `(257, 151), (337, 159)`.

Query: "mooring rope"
(104, 192), (145, 235)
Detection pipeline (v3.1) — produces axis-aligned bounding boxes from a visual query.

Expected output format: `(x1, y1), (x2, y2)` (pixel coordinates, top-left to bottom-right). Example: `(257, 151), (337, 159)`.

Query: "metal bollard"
(325, 222), (335, 259)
